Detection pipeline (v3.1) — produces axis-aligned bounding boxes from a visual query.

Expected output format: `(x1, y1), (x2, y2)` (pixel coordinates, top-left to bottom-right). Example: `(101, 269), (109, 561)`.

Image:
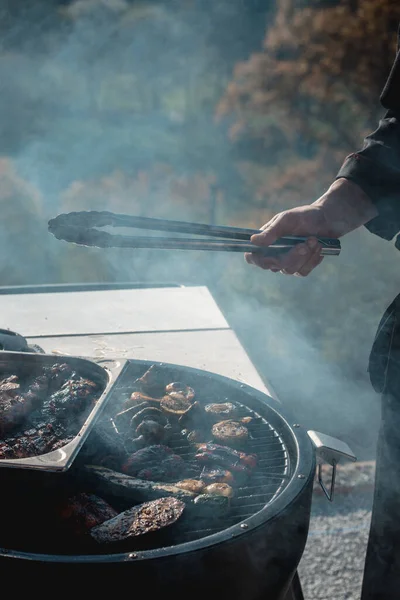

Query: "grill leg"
(283, 572), (304, 600)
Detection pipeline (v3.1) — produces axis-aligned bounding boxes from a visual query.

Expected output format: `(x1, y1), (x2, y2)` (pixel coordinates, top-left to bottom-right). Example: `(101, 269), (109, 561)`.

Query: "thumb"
(251, 219), (282, 247)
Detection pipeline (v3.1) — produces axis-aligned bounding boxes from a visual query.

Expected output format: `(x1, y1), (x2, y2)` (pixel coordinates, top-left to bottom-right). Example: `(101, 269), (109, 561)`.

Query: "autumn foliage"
(217, 0), (400, 209)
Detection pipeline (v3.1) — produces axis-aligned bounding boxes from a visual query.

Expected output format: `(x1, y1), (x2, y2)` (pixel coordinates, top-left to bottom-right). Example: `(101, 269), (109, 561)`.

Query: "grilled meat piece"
(90, 497), (185, 544)
(43, 376), (99, 420)
(195, 442), (257, 471)
(44, 362), (74, 392)
(57, 493), (118, 535)
(0, 421), (72, 459)
(204, 402), (238, 422)
(0, 362), (101, 459)
(0, 375), (20, 395)
(165, 382), (195, 402)
(175, 479), (205, 494)
(121, 444), (174, 476)
(204, 483), (234, 498)
(0, 393), (31, 436)
(211, 420), (249, 446)
(24, 375), (50, 408)
(200, 465), (234, 484)
(137, 454), (186, 482)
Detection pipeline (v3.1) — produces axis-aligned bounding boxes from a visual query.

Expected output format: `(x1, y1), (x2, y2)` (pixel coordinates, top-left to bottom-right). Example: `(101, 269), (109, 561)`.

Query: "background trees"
(1, 0), (399, 449)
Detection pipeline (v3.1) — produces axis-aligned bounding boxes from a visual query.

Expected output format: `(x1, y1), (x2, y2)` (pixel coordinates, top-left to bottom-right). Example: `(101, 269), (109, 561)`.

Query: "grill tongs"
(48, 211), (341, 257)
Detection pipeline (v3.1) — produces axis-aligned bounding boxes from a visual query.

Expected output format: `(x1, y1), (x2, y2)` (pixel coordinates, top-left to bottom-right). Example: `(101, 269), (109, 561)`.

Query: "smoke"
(0, 0), (397, 461)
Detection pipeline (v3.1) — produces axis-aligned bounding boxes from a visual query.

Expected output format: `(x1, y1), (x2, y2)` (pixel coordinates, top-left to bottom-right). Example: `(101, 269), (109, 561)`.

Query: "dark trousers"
(361, 296), (400, 599)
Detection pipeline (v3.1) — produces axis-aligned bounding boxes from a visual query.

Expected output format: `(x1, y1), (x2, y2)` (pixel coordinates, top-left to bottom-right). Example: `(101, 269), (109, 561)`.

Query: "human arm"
(247, 25), (400, 275)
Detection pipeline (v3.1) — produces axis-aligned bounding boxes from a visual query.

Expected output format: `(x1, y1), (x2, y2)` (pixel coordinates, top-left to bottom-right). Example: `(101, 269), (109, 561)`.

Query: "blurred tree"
(217, 0), (400, 210)
(0, 158), (55, 285)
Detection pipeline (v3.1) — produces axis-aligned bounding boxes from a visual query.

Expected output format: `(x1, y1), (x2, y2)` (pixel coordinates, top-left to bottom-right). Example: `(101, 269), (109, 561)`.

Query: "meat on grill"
(43, 377), (99, 419)
(121, 445), (175, 475)
(0, 421), (72, 459)
(57, 493), (118, 535)
(195, 443), (257, 471)
(0, 362), (101, 459)
(137, 454), (186, 482)
(175, 479), (206, 494)
(200, 465), (234, 484)
(204, 483), (234, 498)
(90, 497), (185, 544)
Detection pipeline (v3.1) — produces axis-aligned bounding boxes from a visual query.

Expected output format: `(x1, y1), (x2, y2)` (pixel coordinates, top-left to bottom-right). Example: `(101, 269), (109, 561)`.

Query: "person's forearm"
(312, 178), (378, 237)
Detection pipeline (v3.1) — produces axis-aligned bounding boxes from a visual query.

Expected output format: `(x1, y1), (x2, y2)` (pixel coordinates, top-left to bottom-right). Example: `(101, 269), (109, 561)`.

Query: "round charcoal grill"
(0, 359), (353, 600)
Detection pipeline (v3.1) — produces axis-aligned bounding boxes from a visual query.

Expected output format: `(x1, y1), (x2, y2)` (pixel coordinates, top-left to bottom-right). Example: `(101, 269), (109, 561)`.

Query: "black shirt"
(336, 26), (400, 246)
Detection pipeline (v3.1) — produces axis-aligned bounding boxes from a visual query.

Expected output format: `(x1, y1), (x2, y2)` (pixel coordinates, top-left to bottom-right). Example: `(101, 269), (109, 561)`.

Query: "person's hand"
(245, 178), (378, 277)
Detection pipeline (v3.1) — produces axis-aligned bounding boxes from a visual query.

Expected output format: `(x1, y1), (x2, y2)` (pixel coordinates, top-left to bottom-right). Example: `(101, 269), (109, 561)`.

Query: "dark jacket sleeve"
(336, 26), (400, 242)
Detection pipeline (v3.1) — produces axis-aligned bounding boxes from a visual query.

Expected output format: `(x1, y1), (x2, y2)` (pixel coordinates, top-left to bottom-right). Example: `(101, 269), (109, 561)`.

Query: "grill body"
(0, 360), (316, 599)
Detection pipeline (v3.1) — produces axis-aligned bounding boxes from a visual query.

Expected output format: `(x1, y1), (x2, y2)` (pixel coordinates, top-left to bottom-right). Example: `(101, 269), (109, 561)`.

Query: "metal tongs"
(48, 211), (341, 257)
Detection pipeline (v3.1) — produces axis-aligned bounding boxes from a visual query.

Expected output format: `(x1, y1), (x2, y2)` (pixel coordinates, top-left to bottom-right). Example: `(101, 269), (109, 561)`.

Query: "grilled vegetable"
(56, 493), (118, 535)
(211, 420), (249, 446)
(82, 465), (197, 504)
(123, 391), (161, 410)
(204, 483), (234, 498)
(195, 442), (257, 471)
(113, 403), (148, 430)
(160, 394), (192, 416)
(131, 407), (167, 429)
(193, 494), (229, 516)
(200, 465), (234, 484)
(135, 420), (166, 444)
(90, 497), (185, 544)
(204, 402), (238, 421)
(165, 382), (195, 402)
(175, 479), (205, 494)
(82, 467), (229, 520)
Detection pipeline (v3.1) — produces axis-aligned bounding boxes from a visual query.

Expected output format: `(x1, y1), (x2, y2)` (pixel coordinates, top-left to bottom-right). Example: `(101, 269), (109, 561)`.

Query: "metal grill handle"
(307, 430), (357, 502)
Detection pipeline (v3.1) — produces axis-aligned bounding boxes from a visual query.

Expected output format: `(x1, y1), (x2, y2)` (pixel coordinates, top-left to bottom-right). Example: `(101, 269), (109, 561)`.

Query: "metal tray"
(0, 351), (128, 472)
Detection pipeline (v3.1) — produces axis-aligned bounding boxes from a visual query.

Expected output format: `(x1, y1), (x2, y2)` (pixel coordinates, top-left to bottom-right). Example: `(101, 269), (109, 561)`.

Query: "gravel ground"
(298, 487), (373, 600)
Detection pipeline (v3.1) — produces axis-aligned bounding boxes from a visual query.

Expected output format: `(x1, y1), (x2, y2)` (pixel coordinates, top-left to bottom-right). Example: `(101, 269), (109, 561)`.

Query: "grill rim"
(0, 358), (316, 563)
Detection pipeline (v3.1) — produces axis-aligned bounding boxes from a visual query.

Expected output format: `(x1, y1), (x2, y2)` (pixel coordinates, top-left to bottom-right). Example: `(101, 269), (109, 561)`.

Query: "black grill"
(0, 357), (316, 600)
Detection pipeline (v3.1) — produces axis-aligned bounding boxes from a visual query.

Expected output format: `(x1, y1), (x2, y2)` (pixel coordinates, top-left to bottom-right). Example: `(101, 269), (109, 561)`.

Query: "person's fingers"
(250, 212), (287, 247)
(244, 252), (280, 270)
(245, 233), (324, 275)
(295, 254), (324, 277)
(273, 237), (320, 275)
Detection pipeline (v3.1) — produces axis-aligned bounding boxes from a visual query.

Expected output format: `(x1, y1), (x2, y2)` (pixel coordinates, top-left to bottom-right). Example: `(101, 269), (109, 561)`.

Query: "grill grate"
(97, 364), (292, 546)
